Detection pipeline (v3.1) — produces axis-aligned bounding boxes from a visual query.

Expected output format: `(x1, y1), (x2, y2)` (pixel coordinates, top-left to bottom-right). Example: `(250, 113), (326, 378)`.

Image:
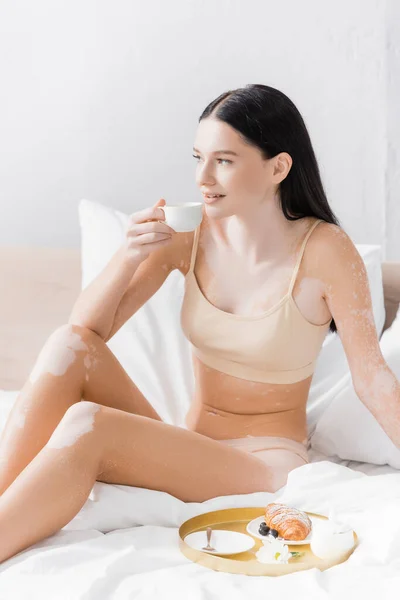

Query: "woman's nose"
(197, 164), (216, 187)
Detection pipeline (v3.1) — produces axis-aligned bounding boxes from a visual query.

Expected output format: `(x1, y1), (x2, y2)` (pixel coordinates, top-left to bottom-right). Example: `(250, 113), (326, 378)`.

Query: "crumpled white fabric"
(1, 460), (400, 600)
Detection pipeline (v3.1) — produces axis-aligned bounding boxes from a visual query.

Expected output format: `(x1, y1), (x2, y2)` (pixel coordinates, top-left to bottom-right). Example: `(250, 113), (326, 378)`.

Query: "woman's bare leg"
(0, 324), (162, 495)
(0, 400), (278, 564)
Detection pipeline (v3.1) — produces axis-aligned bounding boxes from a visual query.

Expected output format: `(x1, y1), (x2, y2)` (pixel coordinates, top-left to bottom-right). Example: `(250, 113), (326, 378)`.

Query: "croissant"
(264, 503), (312, 541)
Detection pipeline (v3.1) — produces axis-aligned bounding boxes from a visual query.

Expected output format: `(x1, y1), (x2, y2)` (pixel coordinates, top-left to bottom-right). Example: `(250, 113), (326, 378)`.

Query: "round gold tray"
(179, 507), (358, 576)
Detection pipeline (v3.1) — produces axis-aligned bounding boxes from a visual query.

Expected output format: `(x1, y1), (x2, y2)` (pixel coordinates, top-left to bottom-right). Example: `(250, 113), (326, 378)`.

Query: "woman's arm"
(68, 201), (180, 341)
(68, 198), (180, 341)
(382, 261), (400, 332)
(68, 240), (180, 342)
(102, 241), (179, 342)
(68, 245), (143, 340)
(317, 225), (400, 448)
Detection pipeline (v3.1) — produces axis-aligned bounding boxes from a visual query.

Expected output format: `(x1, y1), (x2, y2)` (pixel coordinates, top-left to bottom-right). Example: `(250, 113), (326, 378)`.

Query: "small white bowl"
(184, 529), (255, 556)
(310, 521), (355, 559)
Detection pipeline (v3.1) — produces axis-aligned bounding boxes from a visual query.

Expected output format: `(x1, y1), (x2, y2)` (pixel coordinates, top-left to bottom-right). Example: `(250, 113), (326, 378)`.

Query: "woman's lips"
(203, 194), (226, 204)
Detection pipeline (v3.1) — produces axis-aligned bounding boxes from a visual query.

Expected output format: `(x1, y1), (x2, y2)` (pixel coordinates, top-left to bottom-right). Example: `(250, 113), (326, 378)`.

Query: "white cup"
(310, 521), (355, 560)
(161, 202), (203, 232)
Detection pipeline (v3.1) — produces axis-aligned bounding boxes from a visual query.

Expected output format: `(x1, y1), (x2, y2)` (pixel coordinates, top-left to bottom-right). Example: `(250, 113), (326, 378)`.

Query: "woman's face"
(193, 117), (284, 219)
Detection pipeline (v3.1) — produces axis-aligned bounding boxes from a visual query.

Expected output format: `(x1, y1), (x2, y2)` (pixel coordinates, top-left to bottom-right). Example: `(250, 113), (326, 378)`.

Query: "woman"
(0, 84), (399, 564)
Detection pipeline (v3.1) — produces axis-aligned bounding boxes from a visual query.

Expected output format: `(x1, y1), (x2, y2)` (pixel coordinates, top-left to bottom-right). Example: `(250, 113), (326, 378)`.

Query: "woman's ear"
(273, 152), (293, 183)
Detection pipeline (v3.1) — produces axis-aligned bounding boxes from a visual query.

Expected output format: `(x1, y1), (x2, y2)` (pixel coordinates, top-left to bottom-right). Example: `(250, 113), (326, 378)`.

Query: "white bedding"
(0, 391), (399, 599)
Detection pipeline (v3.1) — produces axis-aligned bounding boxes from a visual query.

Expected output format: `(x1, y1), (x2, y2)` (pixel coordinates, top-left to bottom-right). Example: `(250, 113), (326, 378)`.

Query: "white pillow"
(78, 199), (386, 441)
(311, 310), (400, 467)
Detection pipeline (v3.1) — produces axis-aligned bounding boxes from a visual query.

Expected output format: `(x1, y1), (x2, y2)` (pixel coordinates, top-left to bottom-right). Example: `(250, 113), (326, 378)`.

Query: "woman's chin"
(204, 205), (226, 219)
(204, 203), (235, 219)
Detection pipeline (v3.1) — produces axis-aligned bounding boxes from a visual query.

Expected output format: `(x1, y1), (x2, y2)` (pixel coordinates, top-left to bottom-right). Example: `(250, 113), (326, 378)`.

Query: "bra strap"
(188, 225), (201, 273)
(288, 219), (324, 294)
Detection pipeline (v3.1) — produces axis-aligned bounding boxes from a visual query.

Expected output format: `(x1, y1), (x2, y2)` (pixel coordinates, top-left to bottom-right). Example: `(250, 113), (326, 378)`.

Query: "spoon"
(202, 527), (216, 552)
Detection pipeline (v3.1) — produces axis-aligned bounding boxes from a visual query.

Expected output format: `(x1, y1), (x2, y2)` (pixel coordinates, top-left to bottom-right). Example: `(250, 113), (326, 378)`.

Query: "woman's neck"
(205, 201), (307, 268)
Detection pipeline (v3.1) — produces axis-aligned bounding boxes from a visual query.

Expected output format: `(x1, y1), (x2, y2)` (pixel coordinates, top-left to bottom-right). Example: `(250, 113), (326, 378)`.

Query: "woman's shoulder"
(305, 219), (362, 280)
(310, 220), (356, 256)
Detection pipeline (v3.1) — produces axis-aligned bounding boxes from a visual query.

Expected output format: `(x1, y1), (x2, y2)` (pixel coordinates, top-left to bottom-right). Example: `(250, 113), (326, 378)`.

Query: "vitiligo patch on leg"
(12, 403), (30, 429)
(83, 345), (101, 372)
(28, 329), (89, 385)
(3, 394), (34, 431)
(47, 402), (101, 449)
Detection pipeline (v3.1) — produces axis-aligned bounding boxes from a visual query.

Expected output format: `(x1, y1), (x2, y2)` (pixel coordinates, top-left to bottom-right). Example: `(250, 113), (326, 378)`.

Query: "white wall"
(0, 0), (397, 257)
(386, 0), (400, 260)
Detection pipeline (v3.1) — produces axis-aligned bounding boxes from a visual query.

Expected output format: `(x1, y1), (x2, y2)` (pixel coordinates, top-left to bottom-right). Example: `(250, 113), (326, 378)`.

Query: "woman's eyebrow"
(192, 147), (239, 156)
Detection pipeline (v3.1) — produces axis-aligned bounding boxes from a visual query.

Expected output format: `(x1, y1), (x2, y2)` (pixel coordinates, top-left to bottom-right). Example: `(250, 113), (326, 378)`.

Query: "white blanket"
(0, 387), (399, 600)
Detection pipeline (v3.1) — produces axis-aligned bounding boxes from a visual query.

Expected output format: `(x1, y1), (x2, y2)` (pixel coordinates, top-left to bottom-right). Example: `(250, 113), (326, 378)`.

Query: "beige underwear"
(218, 435), (310, 465)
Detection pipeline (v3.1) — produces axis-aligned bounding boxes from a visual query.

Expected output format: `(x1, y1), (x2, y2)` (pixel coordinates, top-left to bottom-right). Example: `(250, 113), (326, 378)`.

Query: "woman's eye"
(192, 155), (231, 165)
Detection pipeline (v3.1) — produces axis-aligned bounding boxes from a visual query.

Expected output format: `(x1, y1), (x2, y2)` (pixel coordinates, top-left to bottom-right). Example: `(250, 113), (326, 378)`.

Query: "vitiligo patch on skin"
(349, 307), (376, 329)
(28, 328), (89, 385)
(83, 344), (101, 372)
(13, 403), (30, 429)
(47, 402), (101, 449)
(357, 367), (399, 407)
(356, 366), (400, 445)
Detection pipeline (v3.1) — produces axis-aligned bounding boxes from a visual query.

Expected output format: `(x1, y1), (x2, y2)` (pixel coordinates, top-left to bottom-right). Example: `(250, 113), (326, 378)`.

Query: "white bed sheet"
(0, 391), (399, 599)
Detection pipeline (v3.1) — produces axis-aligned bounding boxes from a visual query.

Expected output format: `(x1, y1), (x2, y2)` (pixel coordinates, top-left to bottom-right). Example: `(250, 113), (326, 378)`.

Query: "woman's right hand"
(122, 198), (176, 265)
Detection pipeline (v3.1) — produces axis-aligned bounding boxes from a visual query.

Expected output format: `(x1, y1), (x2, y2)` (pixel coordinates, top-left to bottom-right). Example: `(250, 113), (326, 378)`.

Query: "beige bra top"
(180, 219), (332, 384)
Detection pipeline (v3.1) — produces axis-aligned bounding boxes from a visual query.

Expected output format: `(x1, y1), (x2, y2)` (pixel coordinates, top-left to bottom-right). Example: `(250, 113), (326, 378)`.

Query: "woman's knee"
(47, 401), (103, 450)
(28, 325), (101, 385)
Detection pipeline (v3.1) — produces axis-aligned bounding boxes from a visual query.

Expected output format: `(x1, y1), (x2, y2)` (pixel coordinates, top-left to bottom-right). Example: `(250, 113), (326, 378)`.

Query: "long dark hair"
(199, 83), (340, 334)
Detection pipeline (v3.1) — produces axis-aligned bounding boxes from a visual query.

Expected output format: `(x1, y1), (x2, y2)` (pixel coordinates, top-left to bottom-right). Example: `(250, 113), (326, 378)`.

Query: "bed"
(1, 234), (400, 599)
